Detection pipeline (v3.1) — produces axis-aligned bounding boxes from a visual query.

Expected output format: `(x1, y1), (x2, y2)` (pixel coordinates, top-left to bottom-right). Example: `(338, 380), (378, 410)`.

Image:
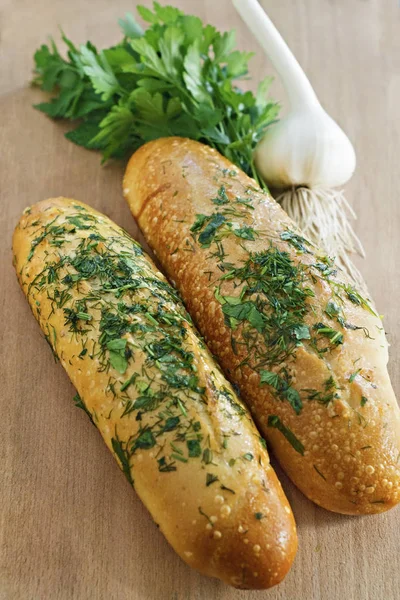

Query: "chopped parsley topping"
(23, 207), (255, 485)
(260, 370), (302, 414)
(189, 176), (380, 458)
(198, 213), (226, 247)
(212, 185), (230, 206)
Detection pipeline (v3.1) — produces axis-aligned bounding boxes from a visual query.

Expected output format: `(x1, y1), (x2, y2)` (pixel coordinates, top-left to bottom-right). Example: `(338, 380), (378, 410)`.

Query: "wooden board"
(0, 1), (399, 599)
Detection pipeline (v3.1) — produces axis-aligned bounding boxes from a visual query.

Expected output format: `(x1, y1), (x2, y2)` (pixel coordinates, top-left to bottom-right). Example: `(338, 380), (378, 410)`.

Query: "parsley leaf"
(107, 338), (128, 374)
(65, 116), (106, 149)
(222, 301), (264, 332)
(187, 439), (202, 457)
(232, 225), (256, 241)
(190, 214), (210, 233)
(260, 370), (302, 414)
(32, 2), (279, 184)
(79, 46), (122, 101)
(212, 185), (229, 206)
(118, 13), (144, 38)
(260, 370), (281, 389)
(198, 214), (226, 247)
(134, 428), (156, 450)
(291, 324), (310, 340)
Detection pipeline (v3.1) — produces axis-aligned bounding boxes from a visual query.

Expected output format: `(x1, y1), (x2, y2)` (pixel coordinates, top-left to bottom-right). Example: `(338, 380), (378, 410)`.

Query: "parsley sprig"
(32, 2), (279, 184)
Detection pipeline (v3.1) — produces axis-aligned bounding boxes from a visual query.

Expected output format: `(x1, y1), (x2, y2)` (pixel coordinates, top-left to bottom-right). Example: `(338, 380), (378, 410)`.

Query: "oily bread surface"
(124, 137), (400, 515)
(12, 197), (297, 589)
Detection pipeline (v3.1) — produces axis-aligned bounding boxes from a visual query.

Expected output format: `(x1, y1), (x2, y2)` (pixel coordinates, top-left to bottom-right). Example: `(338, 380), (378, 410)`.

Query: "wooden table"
(1, 1), (399, 598)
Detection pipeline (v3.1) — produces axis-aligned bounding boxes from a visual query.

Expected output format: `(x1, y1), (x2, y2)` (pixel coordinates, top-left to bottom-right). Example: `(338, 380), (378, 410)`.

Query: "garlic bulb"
(233, 0), (366, 289)
(254, 106), (356, 189)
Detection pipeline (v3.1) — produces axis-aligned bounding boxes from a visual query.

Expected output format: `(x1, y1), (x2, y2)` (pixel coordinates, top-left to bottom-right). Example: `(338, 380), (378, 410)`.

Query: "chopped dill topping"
(23, 207), (254, 480)
(268, 416), (305, 455)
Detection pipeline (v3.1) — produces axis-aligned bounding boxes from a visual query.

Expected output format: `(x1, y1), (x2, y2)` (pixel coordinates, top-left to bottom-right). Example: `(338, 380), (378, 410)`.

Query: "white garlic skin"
(254, 107), (356, 189)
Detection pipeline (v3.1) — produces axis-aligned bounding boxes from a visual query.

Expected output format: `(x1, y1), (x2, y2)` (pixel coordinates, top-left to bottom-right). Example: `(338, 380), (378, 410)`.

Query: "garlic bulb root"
(277, 186), (367, 290)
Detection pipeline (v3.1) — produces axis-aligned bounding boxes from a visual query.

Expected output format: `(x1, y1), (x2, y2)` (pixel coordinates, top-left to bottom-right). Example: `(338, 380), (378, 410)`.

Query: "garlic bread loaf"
(12, 198), (297, 590)
(124, 137), (400, 515)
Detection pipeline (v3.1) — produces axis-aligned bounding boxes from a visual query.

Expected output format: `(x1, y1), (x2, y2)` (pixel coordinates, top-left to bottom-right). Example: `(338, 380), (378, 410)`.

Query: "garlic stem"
(232, 0), (319, 109)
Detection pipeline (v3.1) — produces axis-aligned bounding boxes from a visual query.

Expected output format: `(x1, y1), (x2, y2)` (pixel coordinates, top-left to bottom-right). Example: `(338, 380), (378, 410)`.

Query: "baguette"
(124, 137), (400, 515)
(12, 197), (297, 590)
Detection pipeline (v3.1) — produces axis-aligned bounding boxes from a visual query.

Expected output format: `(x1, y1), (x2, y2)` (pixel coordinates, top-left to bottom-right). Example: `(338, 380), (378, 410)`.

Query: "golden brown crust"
(124, 137), (400, 515)
(12, 197), (297, 589)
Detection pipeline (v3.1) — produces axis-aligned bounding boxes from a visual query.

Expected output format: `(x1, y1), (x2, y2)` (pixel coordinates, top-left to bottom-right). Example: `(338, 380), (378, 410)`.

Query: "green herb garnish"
(187, 439), (202, 458)
(313, 465), (327, 480)
(349, 369), (361, 383)
(260, 370), (302, 414)
(232, 225), (256, 241)
(212, 185), (230, 206)
(280, 230), (312, 253)
(107, 338), (128, 374)
(198, 507), (214, 526)
(73, 393), (93, 423)
(198, 214), (226, 247)
(312, 323), (344, 347)
(243, 453), (254, 461)
(220, 484), (235, 494)
(32, 3), (279, 184)
(27, 209), (250, 477)
(112, 435), (134, 485)
(206, 473), (219, 486)
(303, 376), (340, 405)
(202, 448), (213, 465)
(267, 415), (305, 455)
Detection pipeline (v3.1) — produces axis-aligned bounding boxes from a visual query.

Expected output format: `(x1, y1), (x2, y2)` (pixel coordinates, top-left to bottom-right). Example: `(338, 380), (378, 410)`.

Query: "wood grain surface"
(1, 1), (399, 599)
